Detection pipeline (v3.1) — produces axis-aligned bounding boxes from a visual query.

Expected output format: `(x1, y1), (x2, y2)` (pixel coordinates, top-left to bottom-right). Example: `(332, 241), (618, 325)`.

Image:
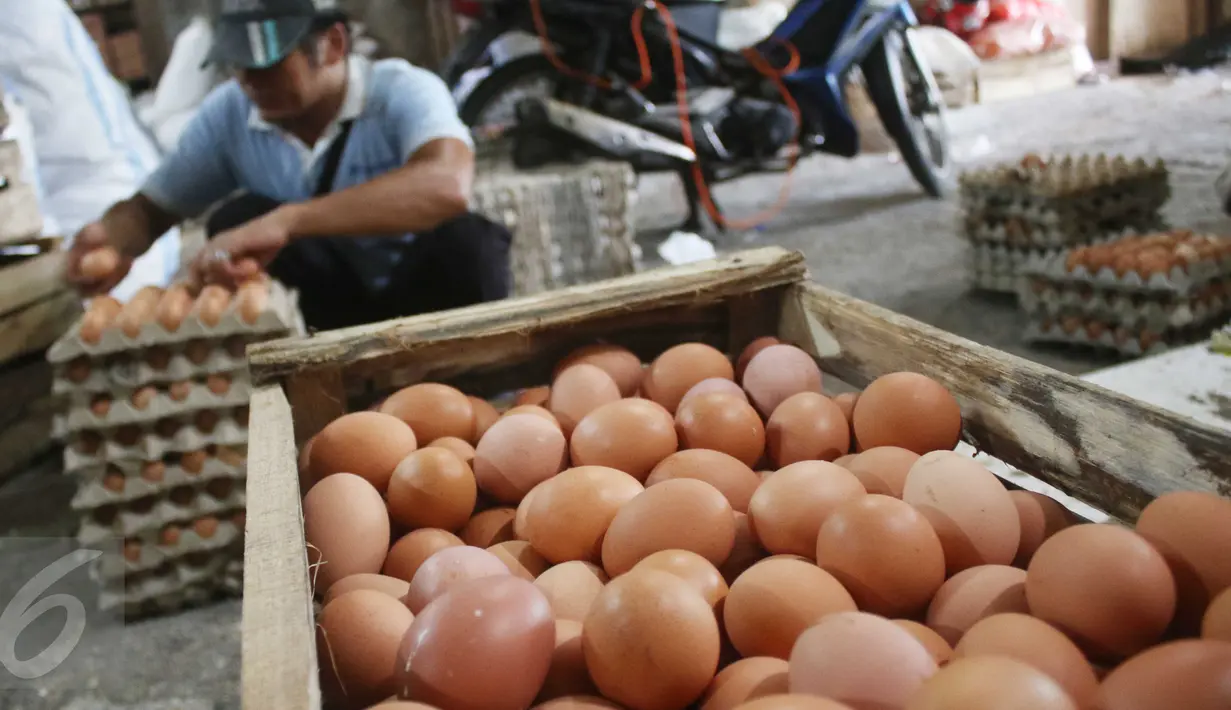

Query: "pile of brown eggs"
(298, 338), (1231, 710)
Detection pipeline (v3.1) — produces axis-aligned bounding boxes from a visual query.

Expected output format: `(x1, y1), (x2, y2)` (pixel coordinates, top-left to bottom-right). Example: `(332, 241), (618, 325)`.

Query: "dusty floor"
(3, 71), (1231, 710)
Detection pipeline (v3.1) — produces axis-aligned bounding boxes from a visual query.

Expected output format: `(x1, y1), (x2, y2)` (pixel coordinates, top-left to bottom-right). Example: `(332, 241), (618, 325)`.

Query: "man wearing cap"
(65, 0), (511, 331)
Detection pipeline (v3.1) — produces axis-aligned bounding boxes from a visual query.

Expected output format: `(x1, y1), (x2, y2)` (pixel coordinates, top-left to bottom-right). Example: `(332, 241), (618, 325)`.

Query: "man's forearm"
(100, 194), (179, 257)
(280, 144), (474, 239)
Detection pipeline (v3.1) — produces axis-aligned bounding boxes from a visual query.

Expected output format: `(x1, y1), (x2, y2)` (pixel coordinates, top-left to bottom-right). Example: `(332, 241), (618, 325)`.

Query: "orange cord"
(527, 0), (803, 230)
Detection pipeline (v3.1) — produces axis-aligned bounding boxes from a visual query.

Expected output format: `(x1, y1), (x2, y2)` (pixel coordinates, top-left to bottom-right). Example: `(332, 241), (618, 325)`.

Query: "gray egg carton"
(53, 338), (253, 394)
(77, 478), (246, 543)
(1023, 316), (1219, 357)
(960, 213), (1167, 248)
(62, 411), (249, 473)
(968, 269), (1021, 294)
(959, 153), (1169, 202)
(97, 551), (243, 617)
(95, 516), (245, 580)
(47, 280), (303, 363)
(71, 450), (246, 509)
(56, 375), (252, 434)
(1021, 246), (1231, 297)
(1019, 284), (1231, 332)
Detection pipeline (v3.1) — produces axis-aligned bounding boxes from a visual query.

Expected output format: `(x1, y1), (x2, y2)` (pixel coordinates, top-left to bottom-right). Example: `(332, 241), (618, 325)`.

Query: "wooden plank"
(0, 251), (67, 317)
(242, 385), (321, 710)
(787, 283), (1231, 523)
(0, 182), (44, 246)
(0, 290), (82, 366)
(1079, 344), (1231, 434)
(285, 370), (347, 446)
(248, 247), (808, 384)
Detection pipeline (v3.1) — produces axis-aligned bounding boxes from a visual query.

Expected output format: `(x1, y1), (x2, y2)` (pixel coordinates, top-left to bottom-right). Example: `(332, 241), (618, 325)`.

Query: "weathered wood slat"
(242, 385), (320, 710)
(0, 250), (67, 317)
(249, 247), (808, 384)
(0, 289), (82, 366)
(0, 404), (54, 485)
(788, 282), (1231, 522)
(285, 370), (347, 446)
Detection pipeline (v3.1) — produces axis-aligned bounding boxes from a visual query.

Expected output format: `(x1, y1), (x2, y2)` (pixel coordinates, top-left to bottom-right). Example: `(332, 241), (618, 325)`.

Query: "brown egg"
(643, 343), (736, 414)
(534, 561), (609, 622)
(503, 404), (562, 429)
(403, 545), (510, 613)
(522, 465), (644, 563)
(926, 565), (1029, 645)
(741, 345), (823, 418)
(397, 576), (555, 710)
(1204, 587), (1231, 641)
(1026, 524), (1176, 661)
(488, 540), (551, 580)
(632, 549), (729, 614)
(539, 619), (598, 701)
(735, 337), (782, 381)
(383, 529), (464, 583)
(700, 656), (789, 710)
(682, 378), (750, 408)
(902, 451), (1020, 574)
(570, 399), (678, 481)
(381, 383), (476, 444)
(117, 286), (164, 337)
(832, 454), (858, 469)
(735, 696), (854, 710)
(323, 573), (411, 604)
(789, 611), (938, 709)
(844, 446), (919, 498)
(318, 590), (414, 709)
(387, 448), (477, 532)
(81, 245), (120, 280)
(905, 656), (1076, 710)
(309, 412), (418, 494)
(516, 386), (552, 407)
(1135, 490), (1231, 632)
(584, 569), (722, 710)
(533, 698), (624, 710)
(647, 449), (762, 513)
(426, 436), (476, 464)
(953, 613), (1098, 708)
(79, 295), (122, 343)
(832, 392), (858, 425)
(1098, 639), (1231, 710)
(601, 478), (736, 576)
(1010, 490), (1076, 568)
(304, 474), (391, 593)
(851, 372), (961, 454)
(724, 557), (857, 659)
(460, 507), (517, 548)
(721, 512), (769, 584)
(747, 461), (866, 559)
(893, 620), (953, 666)
(556, 344), (644, 397)
(676, 393), (767, 468)
(473, 413), (568, 503)
(816, 495), (946, 617)
(549, 364), (622, 436)
(765, 393), (850, 466)
(468, 396), (501, 442)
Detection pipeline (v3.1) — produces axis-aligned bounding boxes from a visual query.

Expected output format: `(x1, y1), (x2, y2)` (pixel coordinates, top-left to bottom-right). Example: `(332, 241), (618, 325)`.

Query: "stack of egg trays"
(1016, 231), (1231, 357)
(960, 153), (1170, 294)
(46, 281), (303, 617)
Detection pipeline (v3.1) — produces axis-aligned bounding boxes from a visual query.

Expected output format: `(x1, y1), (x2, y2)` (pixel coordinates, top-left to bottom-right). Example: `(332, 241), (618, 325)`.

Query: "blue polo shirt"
(141, 55), (473, 286)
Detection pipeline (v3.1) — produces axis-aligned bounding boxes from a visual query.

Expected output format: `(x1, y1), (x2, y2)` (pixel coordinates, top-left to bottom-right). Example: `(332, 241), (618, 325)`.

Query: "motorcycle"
(442, 0), (952, 232)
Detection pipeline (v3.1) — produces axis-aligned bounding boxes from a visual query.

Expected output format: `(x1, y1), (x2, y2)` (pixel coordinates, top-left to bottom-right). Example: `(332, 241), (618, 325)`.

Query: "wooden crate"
(240, 246), (1231, 710)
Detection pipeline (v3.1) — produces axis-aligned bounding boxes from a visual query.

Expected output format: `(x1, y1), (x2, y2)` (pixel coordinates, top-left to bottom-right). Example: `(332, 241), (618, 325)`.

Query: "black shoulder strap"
(315, 120), (355, 197)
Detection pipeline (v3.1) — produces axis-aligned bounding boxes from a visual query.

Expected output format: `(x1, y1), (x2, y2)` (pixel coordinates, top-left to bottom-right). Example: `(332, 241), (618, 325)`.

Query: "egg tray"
(959, 182), (1169, 228)
(96, 549), (243, 617)
(960, 212), (1167, 249)
(958, 153), (1169, 201)
(1019, 280), (1231, 332)
(53, 337), (254, 394)
(71, 449), (245, 509)
(77, 477), (246, 544)
(967, 269), (1023, 294)
(46, 279), (304, 364)
(96, 515), (245, 580)
(1021, 239), (1231, 297)
(56, 374), (252, 434)
(62, 411), (249, 473)
(1022, 315), (1221, 357)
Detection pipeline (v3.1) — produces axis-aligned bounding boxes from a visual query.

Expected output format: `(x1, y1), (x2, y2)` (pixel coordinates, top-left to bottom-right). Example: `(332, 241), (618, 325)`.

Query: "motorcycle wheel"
(862, 27), (953, 198)
(459, 54), (564, 134)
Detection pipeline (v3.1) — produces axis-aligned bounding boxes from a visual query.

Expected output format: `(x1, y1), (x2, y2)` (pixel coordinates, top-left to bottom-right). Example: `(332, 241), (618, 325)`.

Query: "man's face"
(236, 49), (323, 122)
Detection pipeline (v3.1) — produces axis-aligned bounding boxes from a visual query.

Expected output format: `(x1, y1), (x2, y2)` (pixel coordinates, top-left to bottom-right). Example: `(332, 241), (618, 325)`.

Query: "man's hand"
(65, 222), (134, 297)
(187, 207), (296, 290)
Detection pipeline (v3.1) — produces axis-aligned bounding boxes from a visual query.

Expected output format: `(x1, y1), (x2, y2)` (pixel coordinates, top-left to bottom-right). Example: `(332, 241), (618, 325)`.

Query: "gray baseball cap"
(206, 0), (343, 70)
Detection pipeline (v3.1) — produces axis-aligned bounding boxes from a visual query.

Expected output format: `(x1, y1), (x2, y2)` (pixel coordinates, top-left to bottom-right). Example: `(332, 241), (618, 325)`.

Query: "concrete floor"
(3, 71), (1231, 710)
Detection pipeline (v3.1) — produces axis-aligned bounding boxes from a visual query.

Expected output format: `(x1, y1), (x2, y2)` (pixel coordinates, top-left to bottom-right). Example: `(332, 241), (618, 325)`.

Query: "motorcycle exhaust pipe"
(516, 97), (697, 164)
